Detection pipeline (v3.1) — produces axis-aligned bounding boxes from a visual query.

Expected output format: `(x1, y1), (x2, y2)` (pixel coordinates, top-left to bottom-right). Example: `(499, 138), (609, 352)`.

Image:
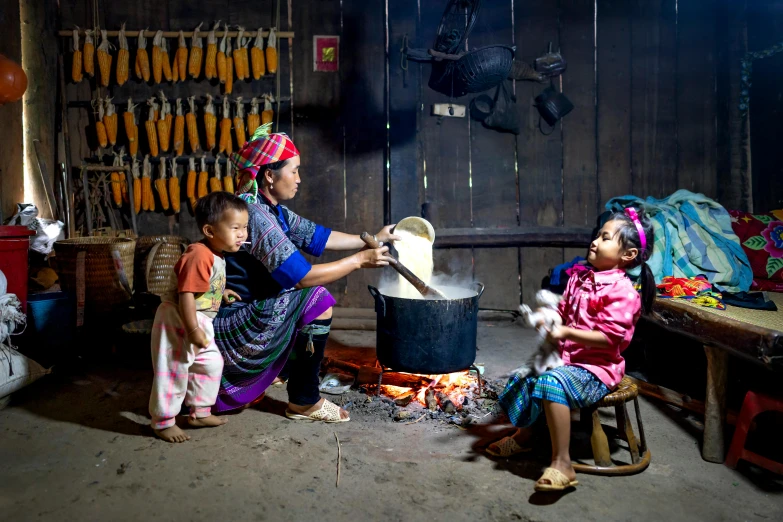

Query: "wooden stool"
(725, 390), (783, 475)
(573, 376), (651, 475)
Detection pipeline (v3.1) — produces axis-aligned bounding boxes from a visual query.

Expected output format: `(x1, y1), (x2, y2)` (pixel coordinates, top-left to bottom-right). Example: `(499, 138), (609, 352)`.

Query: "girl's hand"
(356, 246), (394, 269)
(222, 289), (242, 304)
(188, 327), (210, 349)
(375, 225), (402, 245)
(546, 325), (569, 344)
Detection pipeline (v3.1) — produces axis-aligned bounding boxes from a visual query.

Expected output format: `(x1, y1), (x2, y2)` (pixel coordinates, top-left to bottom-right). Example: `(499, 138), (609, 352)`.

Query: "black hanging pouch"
(482, 81), (520, 135)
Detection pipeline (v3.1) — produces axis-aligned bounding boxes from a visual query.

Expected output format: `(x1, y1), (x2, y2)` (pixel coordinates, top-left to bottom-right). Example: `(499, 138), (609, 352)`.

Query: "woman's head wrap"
(230, 123), (300, 203)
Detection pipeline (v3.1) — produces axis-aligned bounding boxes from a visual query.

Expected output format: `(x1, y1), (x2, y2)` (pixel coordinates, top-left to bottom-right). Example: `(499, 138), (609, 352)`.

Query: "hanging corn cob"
(83, 29), (95, 77)
(155, 158), (170, 211)
(261, 94), (274, 125)
(219, 97), (233, 154)
(224, 155), (235, 194)
(173, 98), (185, 156)
(119, 151), (129, 204)
(186, 96), (200, 152)
(233, 27), (246, 80)
(104, 98), (118, 146)
(110, 153), (123, 206)
(247, 97), (261, 136)
(198, 158), (209, 199)
(132, 158), (142, 214)
(124, 99), (138, 156)
(136, 29), (150, 81)
(176, 30), (188, 82)
(151, 30), (164, 84)
(187, 157), (197, 209)
(97, 29), (112, 87)
(204, 94), (217, 151)
(224, 36), (234, 95)
(71, 29), (83, 83)
(234, 97), (246, 147)
(211, 158), (223, 193)
(116, 24), (130, 86)
(169, 158), (181, 213)
(266, 27), (277, 74)
(251, 28), (266, 79)
(94, 98), (108, 148)
(145, 98), (159, 157)
(142, 155), (154, 211)
(161, 36), (173, 82)
(189, 22), (204, 78)
(217, 25), (228, 84)
(171, 38), (179, 81)
(205, 21), (220, 80)
(156, 92), (171, 152)
(240, 31), (250, 81)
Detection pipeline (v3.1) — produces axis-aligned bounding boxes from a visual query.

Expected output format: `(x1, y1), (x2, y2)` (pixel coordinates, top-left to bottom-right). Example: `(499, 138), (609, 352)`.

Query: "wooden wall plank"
(515, 0), (564, 306)
(104, 2), (170, 29)
(630, 0), (678, 199)
(0, 0), (23, 221)
(228, 0), (275, 29)
(677, 0), (717, 198)
(58, 0), (90, 29)
(597, 0), (632, 207)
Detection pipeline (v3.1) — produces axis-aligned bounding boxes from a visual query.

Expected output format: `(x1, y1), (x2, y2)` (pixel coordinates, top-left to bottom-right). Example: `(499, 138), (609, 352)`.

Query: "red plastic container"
(0, 225), (34, 312)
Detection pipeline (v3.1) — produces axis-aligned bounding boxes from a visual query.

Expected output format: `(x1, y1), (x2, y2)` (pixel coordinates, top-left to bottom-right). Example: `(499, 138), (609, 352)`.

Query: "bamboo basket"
(53, 237), (136, 307)
(134, 235), (189, 296)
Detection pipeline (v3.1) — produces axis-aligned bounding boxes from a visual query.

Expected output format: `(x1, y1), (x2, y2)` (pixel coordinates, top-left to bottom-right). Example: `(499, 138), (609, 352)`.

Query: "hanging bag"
(534, 85), (574, 133)
(482, 80), (520, 135)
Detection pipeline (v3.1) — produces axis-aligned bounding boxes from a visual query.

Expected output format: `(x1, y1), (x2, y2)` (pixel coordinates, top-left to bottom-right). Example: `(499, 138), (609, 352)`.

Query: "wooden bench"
(640, 293), (783, 463)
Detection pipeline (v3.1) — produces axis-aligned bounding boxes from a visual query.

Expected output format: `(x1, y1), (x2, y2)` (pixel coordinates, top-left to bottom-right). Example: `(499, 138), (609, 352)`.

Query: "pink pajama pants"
(149, 301), (224, 430)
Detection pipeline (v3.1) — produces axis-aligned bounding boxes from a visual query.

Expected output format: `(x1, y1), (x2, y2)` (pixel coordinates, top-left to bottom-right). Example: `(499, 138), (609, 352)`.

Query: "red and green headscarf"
(230, 123), (300, 203)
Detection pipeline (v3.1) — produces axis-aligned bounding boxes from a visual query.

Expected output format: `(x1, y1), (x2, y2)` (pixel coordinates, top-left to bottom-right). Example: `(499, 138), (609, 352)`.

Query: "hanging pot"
(0, 53), (28, 104)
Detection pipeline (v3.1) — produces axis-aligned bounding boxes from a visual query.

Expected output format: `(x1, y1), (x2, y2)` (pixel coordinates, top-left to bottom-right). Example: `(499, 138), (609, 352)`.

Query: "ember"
(378, 370), (481, 411)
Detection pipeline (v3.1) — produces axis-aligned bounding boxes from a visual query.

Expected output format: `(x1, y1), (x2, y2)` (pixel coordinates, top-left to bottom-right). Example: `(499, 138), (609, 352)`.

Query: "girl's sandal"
(486, 436), (532, 457)
(533, 467), (579, 492)
(285, 399), (350, 423)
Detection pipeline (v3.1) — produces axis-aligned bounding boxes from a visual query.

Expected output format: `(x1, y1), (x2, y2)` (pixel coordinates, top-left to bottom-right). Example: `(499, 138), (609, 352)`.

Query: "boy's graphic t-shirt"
(172, 242), (226, 317)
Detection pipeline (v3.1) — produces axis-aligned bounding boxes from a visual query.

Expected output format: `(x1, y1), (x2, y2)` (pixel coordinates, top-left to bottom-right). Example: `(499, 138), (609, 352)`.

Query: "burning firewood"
(394, 391), (415, 407)
(425, 388), (438, 412)
(322, 357), (433, 389)
(437, 392), (457, 414)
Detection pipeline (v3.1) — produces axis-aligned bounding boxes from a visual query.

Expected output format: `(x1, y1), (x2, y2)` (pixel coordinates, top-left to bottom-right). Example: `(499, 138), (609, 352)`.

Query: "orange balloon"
(0, 53), (28, 104)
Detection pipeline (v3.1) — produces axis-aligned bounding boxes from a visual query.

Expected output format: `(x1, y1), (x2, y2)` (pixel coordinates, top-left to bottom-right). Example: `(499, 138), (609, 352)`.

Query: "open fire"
(377, 370), (481, 413)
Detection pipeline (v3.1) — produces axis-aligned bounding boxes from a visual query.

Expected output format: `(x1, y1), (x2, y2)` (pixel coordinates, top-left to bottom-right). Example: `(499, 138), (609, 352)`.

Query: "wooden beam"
(433, 227), (593, 248)
(626, 376), (737, 425)
(58, 30), (294, 39)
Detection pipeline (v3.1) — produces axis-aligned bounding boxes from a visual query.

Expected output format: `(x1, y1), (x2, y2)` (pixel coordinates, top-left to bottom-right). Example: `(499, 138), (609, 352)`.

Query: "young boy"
(149, 191), (248, 443)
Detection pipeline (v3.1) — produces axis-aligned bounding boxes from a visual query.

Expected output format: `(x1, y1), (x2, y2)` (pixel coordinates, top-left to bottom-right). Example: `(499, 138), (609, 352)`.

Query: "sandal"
(285, 399), (350, 423)
(534, 467), (579, 492)
(486, 436), (531, 457)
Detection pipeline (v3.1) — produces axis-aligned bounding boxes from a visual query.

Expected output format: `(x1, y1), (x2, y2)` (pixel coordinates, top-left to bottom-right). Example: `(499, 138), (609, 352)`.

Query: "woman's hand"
(356, 245), (394, 268)
(222, 289), (242, 304)
(188, 327), (210, 349)
(375, 225), (402, 245)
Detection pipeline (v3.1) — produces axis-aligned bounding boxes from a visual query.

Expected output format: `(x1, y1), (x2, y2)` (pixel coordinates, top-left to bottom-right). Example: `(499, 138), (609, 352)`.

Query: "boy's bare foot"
(154, 425), (191, 443)
(187, 415), (228, 428)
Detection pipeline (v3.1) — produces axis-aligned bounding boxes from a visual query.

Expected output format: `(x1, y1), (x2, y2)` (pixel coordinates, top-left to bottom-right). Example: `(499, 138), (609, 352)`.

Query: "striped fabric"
(230, 123), (300, 180)
(499, 365), (610, 428)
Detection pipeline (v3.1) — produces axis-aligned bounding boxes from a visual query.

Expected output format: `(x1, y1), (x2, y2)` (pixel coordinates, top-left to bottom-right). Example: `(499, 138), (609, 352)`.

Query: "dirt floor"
(1, 315), (782, 521)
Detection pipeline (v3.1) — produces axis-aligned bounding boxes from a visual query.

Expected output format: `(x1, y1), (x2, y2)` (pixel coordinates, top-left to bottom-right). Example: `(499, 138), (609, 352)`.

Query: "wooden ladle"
(360, 232), (447, 299)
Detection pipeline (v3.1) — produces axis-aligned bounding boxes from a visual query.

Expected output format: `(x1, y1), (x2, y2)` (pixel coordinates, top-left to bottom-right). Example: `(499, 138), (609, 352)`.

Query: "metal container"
(368, 282), (484, 374)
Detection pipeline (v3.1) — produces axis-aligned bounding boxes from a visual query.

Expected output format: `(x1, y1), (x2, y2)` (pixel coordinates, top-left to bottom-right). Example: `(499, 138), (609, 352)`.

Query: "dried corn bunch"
(110, 153), (123, 206)
(116, 24), (130, 85)
(173, 98), (185, 156)
(217, 23), (228, 84)
(94, 98), (108, 148)
(155, 158), (170, 211)
(189, 22), (204, 78)
(247, 97), (261, 136)
(205, 21), (220, 80)
(187, 157), (198, 208)
(97, 29), (112, 87)
(71, 29), (83, 83)
(168, 158), (181, 213)
(261, 94), (274, 125)
(124, 99), (138, 156)
(251, 28), (266, 79)
(224, 36), (234, 95)
(132, 158), (142, 214)
(103, 98), (118, 146)
(219, 97), (233, 154)
(234, 97), (246, 147)
(176, 30), (188, 82)
(151, 30), (164, 84)
(186, 96), (200, 152)
(204, 94), (217, 151)
(145, 98), (159, 157)
(211, 158), (223, 193)
(135, 29), (150, 81)
(198, 157), (209, 199)
(83, 29), (95, 77)
(233, 27), (247, 80)
(156, 92), (171, 152)
(224, 156), (235, 194)
(266, 28), (277, 74)
(142, 155), (154, 211)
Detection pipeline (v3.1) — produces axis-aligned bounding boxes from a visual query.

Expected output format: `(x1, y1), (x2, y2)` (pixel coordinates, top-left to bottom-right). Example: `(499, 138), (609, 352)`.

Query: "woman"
(212, 124), (396, 422)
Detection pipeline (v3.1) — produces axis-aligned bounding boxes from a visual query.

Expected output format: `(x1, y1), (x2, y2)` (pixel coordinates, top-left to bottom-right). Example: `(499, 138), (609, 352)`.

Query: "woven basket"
(134, 236), (189, 296)
(53, 237), (136, 307)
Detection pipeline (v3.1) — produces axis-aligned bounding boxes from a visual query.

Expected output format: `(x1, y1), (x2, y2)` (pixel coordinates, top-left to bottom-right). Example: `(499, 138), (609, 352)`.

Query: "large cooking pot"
(368, 282), (485, 374)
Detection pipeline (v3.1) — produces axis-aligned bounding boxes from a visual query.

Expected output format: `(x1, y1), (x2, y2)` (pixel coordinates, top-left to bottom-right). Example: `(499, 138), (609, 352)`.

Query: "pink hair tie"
(624, 207), (647, 254)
